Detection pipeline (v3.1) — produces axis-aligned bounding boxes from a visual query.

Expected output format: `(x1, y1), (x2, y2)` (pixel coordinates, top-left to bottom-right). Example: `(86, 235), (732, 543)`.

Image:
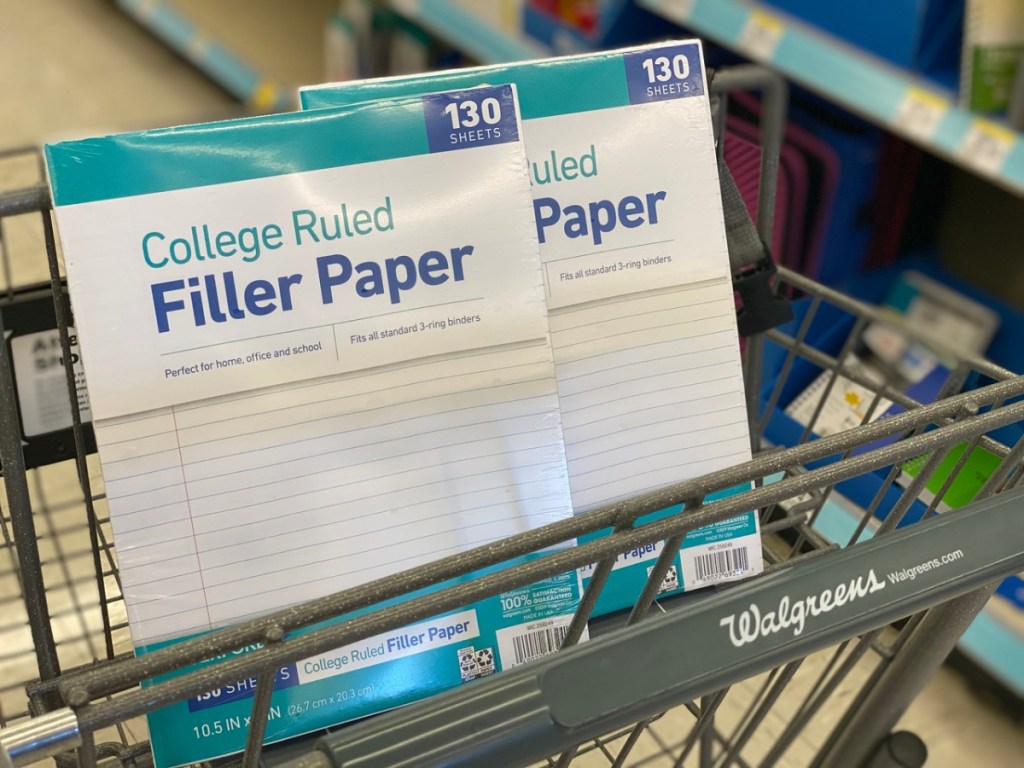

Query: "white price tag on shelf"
(894, 87), (948, 141)
(959, 119), (1015, 176)
(738, 10), (784, 62)
(660, 0), (697, 21)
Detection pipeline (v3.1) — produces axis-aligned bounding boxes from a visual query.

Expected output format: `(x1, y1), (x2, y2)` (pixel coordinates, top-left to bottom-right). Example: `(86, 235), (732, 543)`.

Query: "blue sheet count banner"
(46, 85), (581, 767)
(303, 40), (761, 615)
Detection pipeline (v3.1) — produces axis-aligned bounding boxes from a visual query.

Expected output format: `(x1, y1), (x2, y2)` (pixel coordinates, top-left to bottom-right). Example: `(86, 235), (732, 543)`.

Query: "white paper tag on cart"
(1, 288), (97, 470)
(11, 327), (91, 436)
(302, 39), (762, 616)
(46, 85), (580, 768)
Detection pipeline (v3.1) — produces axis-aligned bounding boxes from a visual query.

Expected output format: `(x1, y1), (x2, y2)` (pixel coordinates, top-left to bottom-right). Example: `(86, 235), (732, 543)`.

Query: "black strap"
(719, 144), (794, 337)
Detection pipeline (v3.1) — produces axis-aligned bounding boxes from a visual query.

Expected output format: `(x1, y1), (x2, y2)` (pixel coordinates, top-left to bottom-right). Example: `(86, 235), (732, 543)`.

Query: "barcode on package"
(693, 547), (749, 583)
(512, 623), (570, 665)
(495, 619), (574, 670)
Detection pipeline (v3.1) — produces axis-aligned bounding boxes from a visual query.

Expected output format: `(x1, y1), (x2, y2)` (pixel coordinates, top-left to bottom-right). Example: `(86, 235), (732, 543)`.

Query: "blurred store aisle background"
(0, 1), (1021, 766)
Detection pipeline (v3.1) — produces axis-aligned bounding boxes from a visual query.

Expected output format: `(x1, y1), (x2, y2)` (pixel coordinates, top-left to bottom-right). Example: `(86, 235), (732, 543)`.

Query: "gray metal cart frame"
(0, 67), (1022, 768)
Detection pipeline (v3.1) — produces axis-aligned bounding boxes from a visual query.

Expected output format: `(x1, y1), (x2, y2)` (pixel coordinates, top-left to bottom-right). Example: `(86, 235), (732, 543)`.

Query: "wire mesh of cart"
(0, 66), (1022, 768)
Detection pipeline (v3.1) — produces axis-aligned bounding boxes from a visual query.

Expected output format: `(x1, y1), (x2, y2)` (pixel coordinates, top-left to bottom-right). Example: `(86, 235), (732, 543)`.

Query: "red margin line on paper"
(171, 404), (214, 630)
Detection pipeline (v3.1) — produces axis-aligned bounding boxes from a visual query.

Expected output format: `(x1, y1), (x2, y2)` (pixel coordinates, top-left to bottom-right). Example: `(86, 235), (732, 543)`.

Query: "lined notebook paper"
(303, 41), (752, 509)
(99, 342), (569, 642)
(47, 85), (588, 767)
(45, 84), (575, 648)
(552, 281), (749, 510)
(302, 41), (760, 608)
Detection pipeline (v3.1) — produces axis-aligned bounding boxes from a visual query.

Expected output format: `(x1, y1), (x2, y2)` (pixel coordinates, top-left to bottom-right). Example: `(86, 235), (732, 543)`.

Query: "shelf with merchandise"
(760, 258), (1024, 700)
(389, 0), (1024, 196)
(640, 0), (1024, 197)
(389, 0), (548, 63)
(116, 0), (295, 110)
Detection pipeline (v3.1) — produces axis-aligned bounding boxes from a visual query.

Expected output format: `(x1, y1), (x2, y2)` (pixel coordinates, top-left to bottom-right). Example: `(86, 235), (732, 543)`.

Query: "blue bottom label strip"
(142, 565), (581, 768)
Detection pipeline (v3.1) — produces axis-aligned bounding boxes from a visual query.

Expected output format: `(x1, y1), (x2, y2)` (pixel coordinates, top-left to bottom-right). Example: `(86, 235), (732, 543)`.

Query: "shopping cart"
(1, 67), (1022, 768)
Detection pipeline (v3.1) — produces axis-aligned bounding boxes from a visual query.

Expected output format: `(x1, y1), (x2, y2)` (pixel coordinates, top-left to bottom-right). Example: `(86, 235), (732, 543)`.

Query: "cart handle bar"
(287, 486), (1024, 768)
(11, 396), (1016, 739)
(2, 484), (1021, 768)
(40, 376), (1024, 708)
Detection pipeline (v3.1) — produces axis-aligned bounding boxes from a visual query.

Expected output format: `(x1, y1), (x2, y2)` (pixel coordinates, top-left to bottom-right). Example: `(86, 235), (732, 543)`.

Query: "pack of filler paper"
(45, 85), (582, 767)
(302, 40), (761, 615)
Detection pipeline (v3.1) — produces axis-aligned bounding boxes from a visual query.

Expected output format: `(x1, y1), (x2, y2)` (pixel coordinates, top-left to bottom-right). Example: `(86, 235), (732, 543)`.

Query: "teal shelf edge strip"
(116, 0), (292, 110)
(813, 495), (1024, 697)
(389, 0), (548, 63)
(641, 0), (1024, 197)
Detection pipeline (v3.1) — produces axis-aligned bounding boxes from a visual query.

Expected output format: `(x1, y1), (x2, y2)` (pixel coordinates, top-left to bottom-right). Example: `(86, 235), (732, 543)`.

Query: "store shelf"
(641, 0), (1024, 197)
(813, 492), (1024, 698)
(389, 0), (548, 64)
(116, 0), (301, 110)
(119, 0), (1024, 195)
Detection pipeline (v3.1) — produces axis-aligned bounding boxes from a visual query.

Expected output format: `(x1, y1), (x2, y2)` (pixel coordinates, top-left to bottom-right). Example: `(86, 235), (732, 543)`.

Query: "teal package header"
(45, 97), (437, 206)
(300, 41), (705, 118)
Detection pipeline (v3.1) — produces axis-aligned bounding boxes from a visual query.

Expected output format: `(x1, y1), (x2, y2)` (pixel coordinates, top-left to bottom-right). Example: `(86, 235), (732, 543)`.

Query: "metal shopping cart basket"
(0, 66), (1022, 768)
